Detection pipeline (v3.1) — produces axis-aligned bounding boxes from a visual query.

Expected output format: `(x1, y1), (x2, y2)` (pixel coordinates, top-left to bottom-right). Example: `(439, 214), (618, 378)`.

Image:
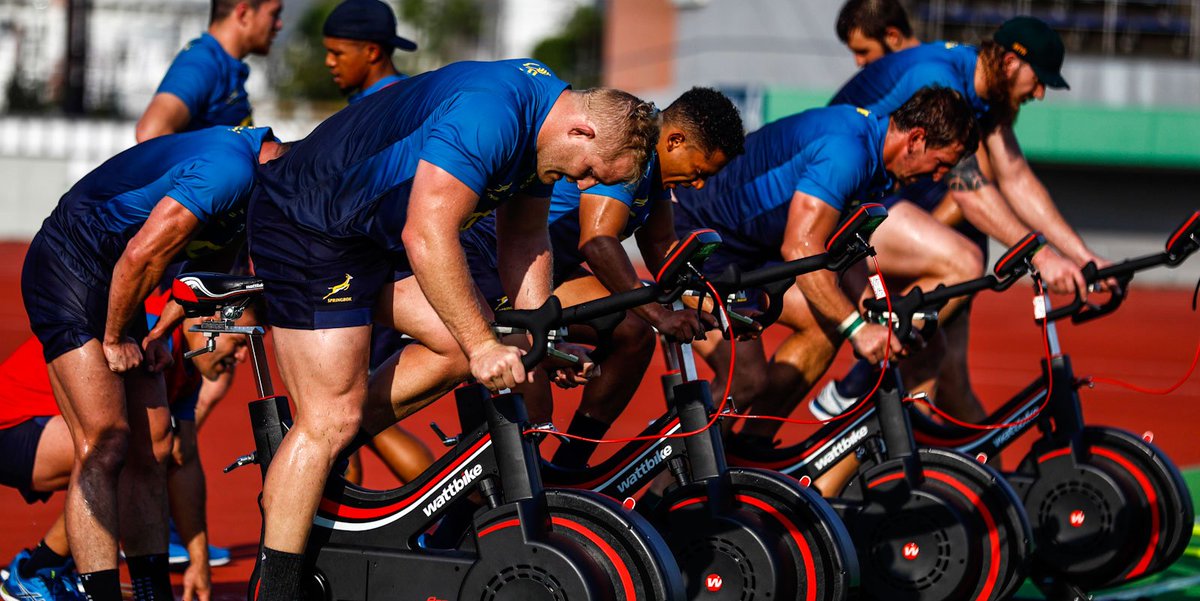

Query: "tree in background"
(532, 4), (602, 89)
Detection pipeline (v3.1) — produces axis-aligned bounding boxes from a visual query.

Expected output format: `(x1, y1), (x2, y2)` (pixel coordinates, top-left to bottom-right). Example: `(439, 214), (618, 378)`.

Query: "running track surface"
(2, 241), (1199, 599)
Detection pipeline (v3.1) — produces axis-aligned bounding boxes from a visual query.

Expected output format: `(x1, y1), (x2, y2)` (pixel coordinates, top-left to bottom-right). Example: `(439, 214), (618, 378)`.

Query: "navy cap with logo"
(323, 0), (417, 52)
(993, 16), (1068, 89)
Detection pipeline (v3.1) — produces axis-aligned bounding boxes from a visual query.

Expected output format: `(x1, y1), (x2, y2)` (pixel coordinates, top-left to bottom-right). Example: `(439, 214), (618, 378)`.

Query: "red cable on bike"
(1084, 336), (1200, 395)
(522, 280), (738, 445)
(906, 279), (1056, 431)
(729, 254), (892, 426)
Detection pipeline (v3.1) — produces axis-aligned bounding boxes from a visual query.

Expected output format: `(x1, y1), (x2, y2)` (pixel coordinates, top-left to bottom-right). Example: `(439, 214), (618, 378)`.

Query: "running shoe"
(809, 380), (858, 421)
(0, 550), (75, 601)
(168, 523), (232, 567)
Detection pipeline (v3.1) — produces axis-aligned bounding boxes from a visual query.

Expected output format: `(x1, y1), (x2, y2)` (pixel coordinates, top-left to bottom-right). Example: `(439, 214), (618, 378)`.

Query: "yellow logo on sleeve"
(856, 107), (871, 117)
(323, 274), (354, 302)
(522, 62), (552, 77)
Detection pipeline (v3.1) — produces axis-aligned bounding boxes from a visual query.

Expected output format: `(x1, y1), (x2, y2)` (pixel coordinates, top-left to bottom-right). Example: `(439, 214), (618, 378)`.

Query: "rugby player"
(136, 0), (283, 141)
(836, 0), (920, 67)
(322, 0), (417, 103)
(0, 291), (253, 601)
(457, 87), (745, 468)
(671, 88), (978, 479)
(247, 59), (657, 601)
(21, 126), (285, 601)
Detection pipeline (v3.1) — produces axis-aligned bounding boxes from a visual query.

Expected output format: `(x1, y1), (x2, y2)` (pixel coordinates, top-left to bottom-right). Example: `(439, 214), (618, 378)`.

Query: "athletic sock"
(550, 412), (611, 469)
(78, 569), (122, 601)
(20, 540), (69, 576)
(126, 554), (171, 601)
(835, 359), (878, 399)
(254, 547), (304, 601)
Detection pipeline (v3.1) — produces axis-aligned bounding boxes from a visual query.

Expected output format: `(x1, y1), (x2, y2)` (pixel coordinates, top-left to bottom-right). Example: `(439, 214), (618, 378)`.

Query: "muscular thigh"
(47, 341), (129, 440)
(870, 201), (979, 284)
(376, 275), (492, 357)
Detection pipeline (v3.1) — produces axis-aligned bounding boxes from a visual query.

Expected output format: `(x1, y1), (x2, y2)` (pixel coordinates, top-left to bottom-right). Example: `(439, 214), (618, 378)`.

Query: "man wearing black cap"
(733, 17), (1113, 455)
(323, 0), (418, 103)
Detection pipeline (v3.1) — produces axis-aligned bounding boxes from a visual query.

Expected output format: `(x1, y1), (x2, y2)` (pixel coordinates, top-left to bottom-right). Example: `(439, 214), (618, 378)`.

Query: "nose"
(1033, 83), (1046, 101)
(325, 53), (336, 68)
(576, 178), (598, 191)
(691, 178), (706, 190)
(855, 55), (868, 68)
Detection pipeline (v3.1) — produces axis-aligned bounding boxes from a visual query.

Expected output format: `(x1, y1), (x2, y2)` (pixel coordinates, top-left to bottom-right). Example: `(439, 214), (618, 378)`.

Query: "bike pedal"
(429, 421), (459, 447)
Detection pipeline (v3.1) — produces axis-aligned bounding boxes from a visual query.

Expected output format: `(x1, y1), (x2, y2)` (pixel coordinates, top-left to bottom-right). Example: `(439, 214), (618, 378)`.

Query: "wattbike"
(524, 205), (890, 601)
(721, 235), (1045, 601)
(875, 211), (1200, 600)
(170, 265), (732, 601)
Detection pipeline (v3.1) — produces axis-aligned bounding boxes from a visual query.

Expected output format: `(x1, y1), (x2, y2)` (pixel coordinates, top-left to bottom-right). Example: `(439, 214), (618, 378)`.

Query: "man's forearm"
(783, 244), (857, 327)
(409, 231), (497, 356)
(583, 236), (666, 323)
(106, 254), (165, 344)
(498, 229), (553, 311)
(998, 172), (1093, 263)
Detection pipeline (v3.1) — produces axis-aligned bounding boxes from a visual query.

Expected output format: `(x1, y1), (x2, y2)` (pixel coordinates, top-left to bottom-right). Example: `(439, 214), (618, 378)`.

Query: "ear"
(366, 43), (382, 63)
(665, 131), (686, 152)
(568, 122), (597, 140)
(883, 27), (904, 51)
(1002, 52), (1021, 75)
(907, 127), (927, 152)
(233, 1), (252, 25)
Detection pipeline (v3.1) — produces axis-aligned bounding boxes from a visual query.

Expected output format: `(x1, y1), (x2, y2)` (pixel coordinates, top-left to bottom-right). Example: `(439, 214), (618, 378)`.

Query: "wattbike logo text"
(814, 426), (869, 471)
(423, 464), (484, 517)
(617, 446), (673, 493)
(991, 406), (1039, 448)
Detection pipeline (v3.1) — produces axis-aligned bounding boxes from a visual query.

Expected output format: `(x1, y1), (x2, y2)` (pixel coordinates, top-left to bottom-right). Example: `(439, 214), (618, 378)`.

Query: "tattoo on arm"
(947, 155), (990, 192)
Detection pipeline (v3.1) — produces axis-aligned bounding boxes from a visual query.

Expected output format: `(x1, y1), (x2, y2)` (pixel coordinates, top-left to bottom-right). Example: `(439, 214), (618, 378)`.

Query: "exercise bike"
(721, 235), (1044, 601)
(876, 211), (1200, 599)
(527, 204), (889, 601)
(172, 249), (740, 600)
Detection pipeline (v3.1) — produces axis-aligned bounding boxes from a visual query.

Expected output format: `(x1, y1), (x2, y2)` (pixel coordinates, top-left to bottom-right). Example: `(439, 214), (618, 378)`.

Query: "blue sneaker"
(168, 522), (231, 567)
(0, 550), (76, 601)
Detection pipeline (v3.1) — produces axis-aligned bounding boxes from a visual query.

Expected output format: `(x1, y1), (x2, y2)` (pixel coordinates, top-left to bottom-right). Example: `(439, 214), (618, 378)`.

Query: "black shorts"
(0, 417), (53, 504)
(249, 191), (410, 330)
(22, 234), (148, 362)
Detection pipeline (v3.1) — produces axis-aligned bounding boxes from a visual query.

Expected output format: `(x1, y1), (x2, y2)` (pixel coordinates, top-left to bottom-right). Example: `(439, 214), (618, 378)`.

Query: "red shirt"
(0, 291), (200, 429)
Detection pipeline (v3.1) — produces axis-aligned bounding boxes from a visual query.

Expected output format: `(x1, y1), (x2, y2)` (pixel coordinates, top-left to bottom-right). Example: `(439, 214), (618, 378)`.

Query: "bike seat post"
(874, 367), (917, 462)
(246, 327), (274, 398)
(485, 392), (542, 502)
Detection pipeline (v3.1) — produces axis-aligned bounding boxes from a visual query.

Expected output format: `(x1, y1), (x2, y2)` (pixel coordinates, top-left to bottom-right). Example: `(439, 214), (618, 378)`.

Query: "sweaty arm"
(136, 93), (192, 142)
(403, 160), (525, 388)
(578, 194), (665, 320)
(105, 198), (200, 370)
(986, 125), (1100, 265)
(782, 192), (899, 364)
(495, 193), (553, 310)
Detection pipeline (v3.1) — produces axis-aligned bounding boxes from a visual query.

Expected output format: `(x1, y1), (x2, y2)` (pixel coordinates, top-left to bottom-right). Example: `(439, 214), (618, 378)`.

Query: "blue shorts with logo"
(0, 417), (53, 504)
(22, 234), (149, 362)
(248, 190), (415, 330)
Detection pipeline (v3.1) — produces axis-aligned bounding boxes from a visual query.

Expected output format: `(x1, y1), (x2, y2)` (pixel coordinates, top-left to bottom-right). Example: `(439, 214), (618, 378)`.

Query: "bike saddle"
(172, 272), (264, 317)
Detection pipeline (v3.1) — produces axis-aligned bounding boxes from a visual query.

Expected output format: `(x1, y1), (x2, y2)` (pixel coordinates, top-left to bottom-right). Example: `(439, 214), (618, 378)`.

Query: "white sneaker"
(809, 381), (858, 420)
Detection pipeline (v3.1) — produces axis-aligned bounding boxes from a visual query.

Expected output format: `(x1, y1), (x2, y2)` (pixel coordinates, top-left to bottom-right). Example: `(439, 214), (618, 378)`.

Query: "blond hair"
(578, 88), (659, 183)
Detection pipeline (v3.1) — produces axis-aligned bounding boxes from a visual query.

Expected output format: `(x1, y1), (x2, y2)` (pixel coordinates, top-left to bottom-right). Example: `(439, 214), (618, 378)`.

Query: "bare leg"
(690, 329), (768, 435)
(367, 427), (435, 484)
(118, 369), (172, 556)
(932, 304), (987, 423)
(343, 451), (363, 485)
(29, 416), (75, 494)
(262, 325), (370, 553)
(47, 341), (135, 572)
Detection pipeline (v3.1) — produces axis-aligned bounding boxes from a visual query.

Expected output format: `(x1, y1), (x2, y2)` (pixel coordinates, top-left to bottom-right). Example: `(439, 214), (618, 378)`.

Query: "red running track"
(1, 241), (1198, 598)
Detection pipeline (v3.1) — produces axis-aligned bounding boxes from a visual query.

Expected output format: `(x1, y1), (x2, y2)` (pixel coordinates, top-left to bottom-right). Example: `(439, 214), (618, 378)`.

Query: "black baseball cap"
(323, 0), (417, 52)
(993, 16), (1069, 89)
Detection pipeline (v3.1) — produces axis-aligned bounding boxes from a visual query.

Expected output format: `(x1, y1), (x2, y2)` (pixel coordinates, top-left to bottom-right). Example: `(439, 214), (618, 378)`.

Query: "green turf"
(1013, 468), (1200, 600)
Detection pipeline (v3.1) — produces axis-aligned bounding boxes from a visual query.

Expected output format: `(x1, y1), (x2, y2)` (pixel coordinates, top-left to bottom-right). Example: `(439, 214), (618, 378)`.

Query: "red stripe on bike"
(737, 494), (818, 601)
(1093, 447), (1160, 579)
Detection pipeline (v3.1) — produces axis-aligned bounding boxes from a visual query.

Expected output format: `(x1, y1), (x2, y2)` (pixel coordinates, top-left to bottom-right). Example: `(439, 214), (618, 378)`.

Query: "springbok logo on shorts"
(705, 574), (723, 592)
(1069, 510), (1085, 528)
(902, 542), (920, 560)
(323, 274), (354, 303)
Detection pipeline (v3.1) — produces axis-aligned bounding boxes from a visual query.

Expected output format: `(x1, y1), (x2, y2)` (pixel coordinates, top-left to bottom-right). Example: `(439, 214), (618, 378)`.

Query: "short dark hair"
(662, 87), (745, 158)
(211, 0), (270, 23)
(836, 0), (913, 44)
(891, 86), (980, 154)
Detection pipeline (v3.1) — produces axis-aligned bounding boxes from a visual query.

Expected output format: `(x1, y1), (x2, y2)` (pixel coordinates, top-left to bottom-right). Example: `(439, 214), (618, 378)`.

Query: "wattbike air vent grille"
(681, 537), (756, 601)
(481, 565), (567, 601)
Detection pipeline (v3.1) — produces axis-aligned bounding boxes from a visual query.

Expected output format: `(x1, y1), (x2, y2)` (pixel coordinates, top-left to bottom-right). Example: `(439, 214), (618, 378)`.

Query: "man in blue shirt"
(20, 126), (285, 601)
(322, 0), (417, 104)
(794, 17), (1111, 434)
(672, 87), (977, 455)
(456, 87), (745, 468)
(836, 0), (920, 68)
(247, 59), (658, 601)
(136, 0), (283, 141)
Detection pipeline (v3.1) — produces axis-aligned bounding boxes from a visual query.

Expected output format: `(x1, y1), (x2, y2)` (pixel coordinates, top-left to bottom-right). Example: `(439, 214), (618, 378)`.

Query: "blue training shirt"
(38, 126), (274, 285)
(349, 73), (407, 104)
(461, 153), (665, 286)
(830, 42), (989, 121)
(673, 105), (892, 259)
(156, 34), (253, 131)
(255, 59), (568, 252)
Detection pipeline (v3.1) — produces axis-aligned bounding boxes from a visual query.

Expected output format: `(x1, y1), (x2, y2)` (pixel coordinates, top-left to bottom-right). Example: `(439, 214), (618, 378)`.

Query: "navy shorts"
(22, 234), (148, 362)
(249, 191), (409, 330)
(0, 417), (53, 504)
